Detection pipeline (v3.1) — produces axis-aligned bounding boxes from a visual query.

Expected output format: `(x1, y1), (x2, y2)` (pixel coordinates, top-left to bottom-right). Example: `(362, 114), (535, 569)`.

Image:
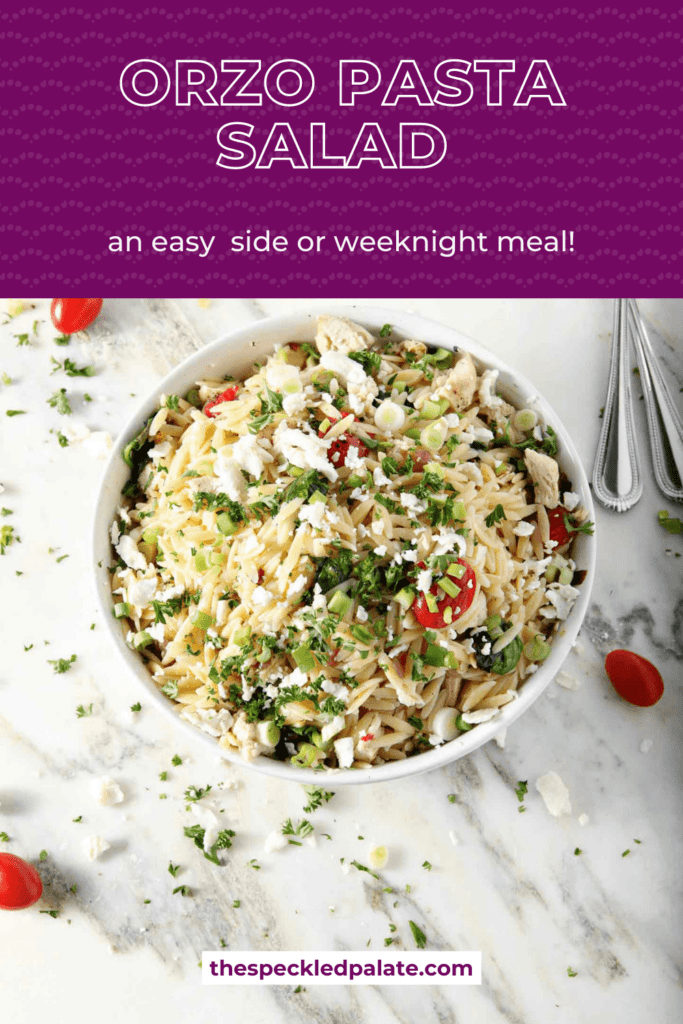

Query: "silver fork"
(628, 299), (683, 503)
(592, 298), (643, 512)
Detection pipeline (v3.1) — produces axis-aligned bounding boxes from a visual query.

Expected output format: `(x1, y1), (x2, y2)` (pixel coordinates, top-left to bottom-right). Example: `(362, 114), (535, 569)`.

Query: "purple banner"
(1, 3), (682, 295)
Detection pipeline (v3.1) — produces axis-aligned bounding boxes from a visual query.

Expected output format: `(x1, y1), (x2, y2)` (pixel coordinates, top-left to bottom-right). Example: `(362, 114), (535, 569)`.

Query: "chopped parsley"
(379, 324), (392, 337)
(171, 754), (183, 766)
(0, 525), (17, 554)
(168, 861), (181, 877)
(172, 885), (191, 897)
(485, 504), (507, 528)
(567, 967), (578, 977)
(6, 409), (26, 417)
(657, 510), (682, 535)
(47, 389), (72, 415)
(349, 350), (382, 375)
(184, 784), (211, 803)
(515, 780), (528, 803)
(0, 832), (9, 842)
(302, 785), (335, 814)
(57, 432), (69, 447)
(409, 920), (427, 949)
(75, 703), (93, 718)
(50, 356), (96, 377)
(130, 702), (142, 712)
(422, 860), (432, 871)
(184, 824), (236, 864)
(281, 818), (314, 845)
(48, 654), (76, 674)
(39, 850), (48, 862)
(350, 860), (379, 880)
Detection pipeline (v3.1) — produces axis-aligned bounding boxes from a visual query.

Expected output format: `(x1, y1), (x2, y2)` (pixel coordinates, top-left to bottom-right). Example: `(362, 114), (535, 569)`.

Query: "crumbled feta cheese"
(540, 583), (580, 621)
(191, 802), (221, 852)
(321, 715), (346, 743)
(344, 444), (366, 471)
(416, 567), (433, 594)
(535, 771), (572, 817)
(578, 813), (590, 827)
(82, 835), (111, 861)
(356, 605), (369, 622)
(432, 528), (467, 557)
(127, 577), (157, 607)
(512, 521), (536, 537)
(448, 830), (459, 846)
(373, 466), (391, 488)
(286, 574), (307, 600)
(273, 424), (337, 482)
(334, 736), (355, 768)
(282, 389), (307, 416)
(149, 440), (172, 462)
(265, 361), (299, 390)
(90, 776), (125, 806)
(401, 492), (428, 515)
(556, 671), (581, 690)
(264, 830), (288, 853)
(562, 491), (580, 511)
(640, 738), (653, 754)
(493, 728), (507, 749)
(372, 545), (387, 558)
(472, 427), (494, 443)
(320, 350), (367, 385)
(371, 518), (384, 536)
(214, 452), (247, 502)
(231, 433), (274, 478)
(83, 431), (113, 459)
(252, 586), (274, 608)
(146, 622), (165, 643)
(116, 534), (147, 571)
(110, 520), (120, 546)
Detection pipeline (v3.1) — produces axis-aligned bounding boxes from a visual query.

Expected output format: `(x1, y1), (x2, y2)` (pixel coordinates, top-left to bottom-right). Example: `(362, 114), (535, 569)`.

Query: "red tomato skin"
(547, 508), (571, 546)
(327, 434), (369, 468)
(203, 385), (239, 418)
(412, 559), (476, 629)
(605, 649), (664, 707)
(0, 853), (43, 911)
(50, 298), (103, 335)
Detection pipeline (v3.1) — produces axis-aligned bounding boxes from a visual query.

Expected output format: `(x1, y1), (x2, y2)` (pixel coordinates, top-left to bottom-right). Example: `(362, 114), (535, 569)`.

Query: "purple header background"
(1, 3), (682, 296)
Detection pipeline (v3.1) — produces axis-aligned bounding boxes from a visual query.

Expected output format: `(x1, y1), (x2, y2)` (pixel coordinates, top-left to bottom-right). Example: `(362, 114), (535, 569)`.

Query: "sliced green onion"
(455, 714), (473, 732)
(420, 419), (447, 452)
(424, 461), (445, 481)
(194, 552), (208, 572)
(405, 427), (422, 441)
(217, 512), (239, 536)
(233, 625), (251, 647)
(287, 464), (304, 477)
(452, 500), (467, 521)
(558, 566), (574, 585)
(350, 624), (373, 645)
(192, 611), (214, 630)
(210, 550), (226, 567)
(513, 409), (538, 432)
(328, 590), (353, 617)
(446, 561), (466, 579)
(293, 645), (316, 672)
(424, 643), (458, 669)
(311, 369), (334, 389)
(310, 730), (333, 752)
(544, 565), (559, 583)
(437, 576), (460, 599)
(494, 462), (507, 476)
(309, 490), (327, 504)
(443, 606), (454, 624)
(347, 473), (367, 488)
(142, 527), (160, 544)
(420, 399), (443, 420)
(425, 592), (439, 614)
(395, 587), (416, 611)
(433, 348), (453, 364)
(485, 613), (502, 631)
(257, 721), (280, 747)
(113, 602), (131, 619)
(319, 417), (331, 435)
(392, 380), (407, 394)
(524, 635), (552, 662)
(374, 400), (406, 432)
(133, 630), (153, 651)
(282, 378), (302, 396)
(291, 743), (319, 768)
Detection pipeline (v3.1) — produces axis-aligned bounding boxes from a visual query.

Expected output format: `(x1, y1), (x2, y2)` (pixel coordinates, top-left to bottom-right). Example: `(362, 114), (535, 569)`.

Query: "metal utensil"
(628, 299), (683, 503)
(592, 298), (643, 511)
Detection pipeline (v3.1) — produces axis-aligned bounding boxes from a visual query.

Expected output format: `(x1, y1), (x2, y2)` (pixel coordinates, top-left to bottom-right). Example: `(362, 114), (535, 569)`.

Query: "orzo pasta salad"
(110, 315), (592, 770)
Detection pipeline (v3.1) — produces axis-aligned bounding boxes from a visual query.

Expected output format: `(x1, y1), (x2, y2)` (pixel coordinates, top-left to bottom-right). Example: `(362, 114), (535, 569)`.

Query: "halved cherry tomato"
(50, 298), (103, 335)
(412, 558), (476, 629)
(204, 385), (240, 418)
(327, 433), (370, 468)
(605, 649), (664, 707)
(547, 508), (571, 546)
(0, 853), (43, 911)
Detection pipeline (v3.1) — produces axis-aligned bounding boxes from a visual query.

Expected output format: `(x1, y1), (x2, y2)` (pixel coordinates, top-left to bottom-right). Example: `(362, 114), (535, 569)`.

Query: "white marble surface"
(1, 298), (681, 1024)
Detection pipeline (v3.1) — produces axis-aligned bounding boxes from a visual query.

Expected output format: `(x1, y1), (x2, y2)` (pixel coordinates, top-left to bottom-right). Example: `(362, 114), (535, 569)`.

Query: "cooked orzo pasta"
(110, 315), (592, 771)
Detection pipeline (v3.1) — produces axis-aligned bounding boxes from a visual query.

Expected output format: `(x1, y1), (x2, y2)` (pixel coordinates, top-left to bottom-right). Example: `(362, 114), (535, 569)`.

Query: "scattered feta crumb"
(555, 671), (581, 691)
(535, 771), (572, 817)
(562, 491), (580, 511)
(578, 813), (590, 827)
(334, 736), (355, 769)
(90, 776), (125, 807)
(448, 830), (459, 846)
(264, 831), (288, 853)
(493, 728), (507, 749)
(356, 605), (369, 622)
(640, 738), (653, 754)
(82, 835), (111, 861)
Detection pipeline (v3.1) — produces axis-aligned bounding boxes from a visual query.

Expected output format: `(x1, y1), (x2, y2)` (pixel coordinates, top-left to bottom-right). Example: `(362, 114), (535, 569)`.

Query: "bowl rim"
(91, 303), (596, 786)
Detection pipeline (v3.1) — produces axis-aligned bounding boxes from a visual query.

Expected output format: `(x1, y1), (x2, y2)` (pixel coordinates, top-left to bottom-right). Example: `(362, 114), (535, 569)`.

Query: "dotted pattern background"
(1, 4), (682, 296)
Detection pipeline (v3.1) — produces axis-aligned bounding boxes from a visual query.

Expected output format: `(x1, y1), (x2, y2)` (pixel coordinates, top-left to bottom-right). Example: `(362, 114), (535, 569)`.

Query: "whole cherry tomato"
(605, 649), (664, 707)
(412, 558), (476, 629)
(0, 852), (43, 911)
(50, 298), (103, 335)
(204, 384), (240, 418)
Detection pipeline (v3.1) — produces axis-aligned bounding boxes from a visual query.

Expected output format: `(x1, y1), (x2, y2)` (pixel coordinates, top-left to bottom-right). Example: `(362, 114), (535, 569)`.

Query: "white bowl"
(92, 305), (596, 786)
